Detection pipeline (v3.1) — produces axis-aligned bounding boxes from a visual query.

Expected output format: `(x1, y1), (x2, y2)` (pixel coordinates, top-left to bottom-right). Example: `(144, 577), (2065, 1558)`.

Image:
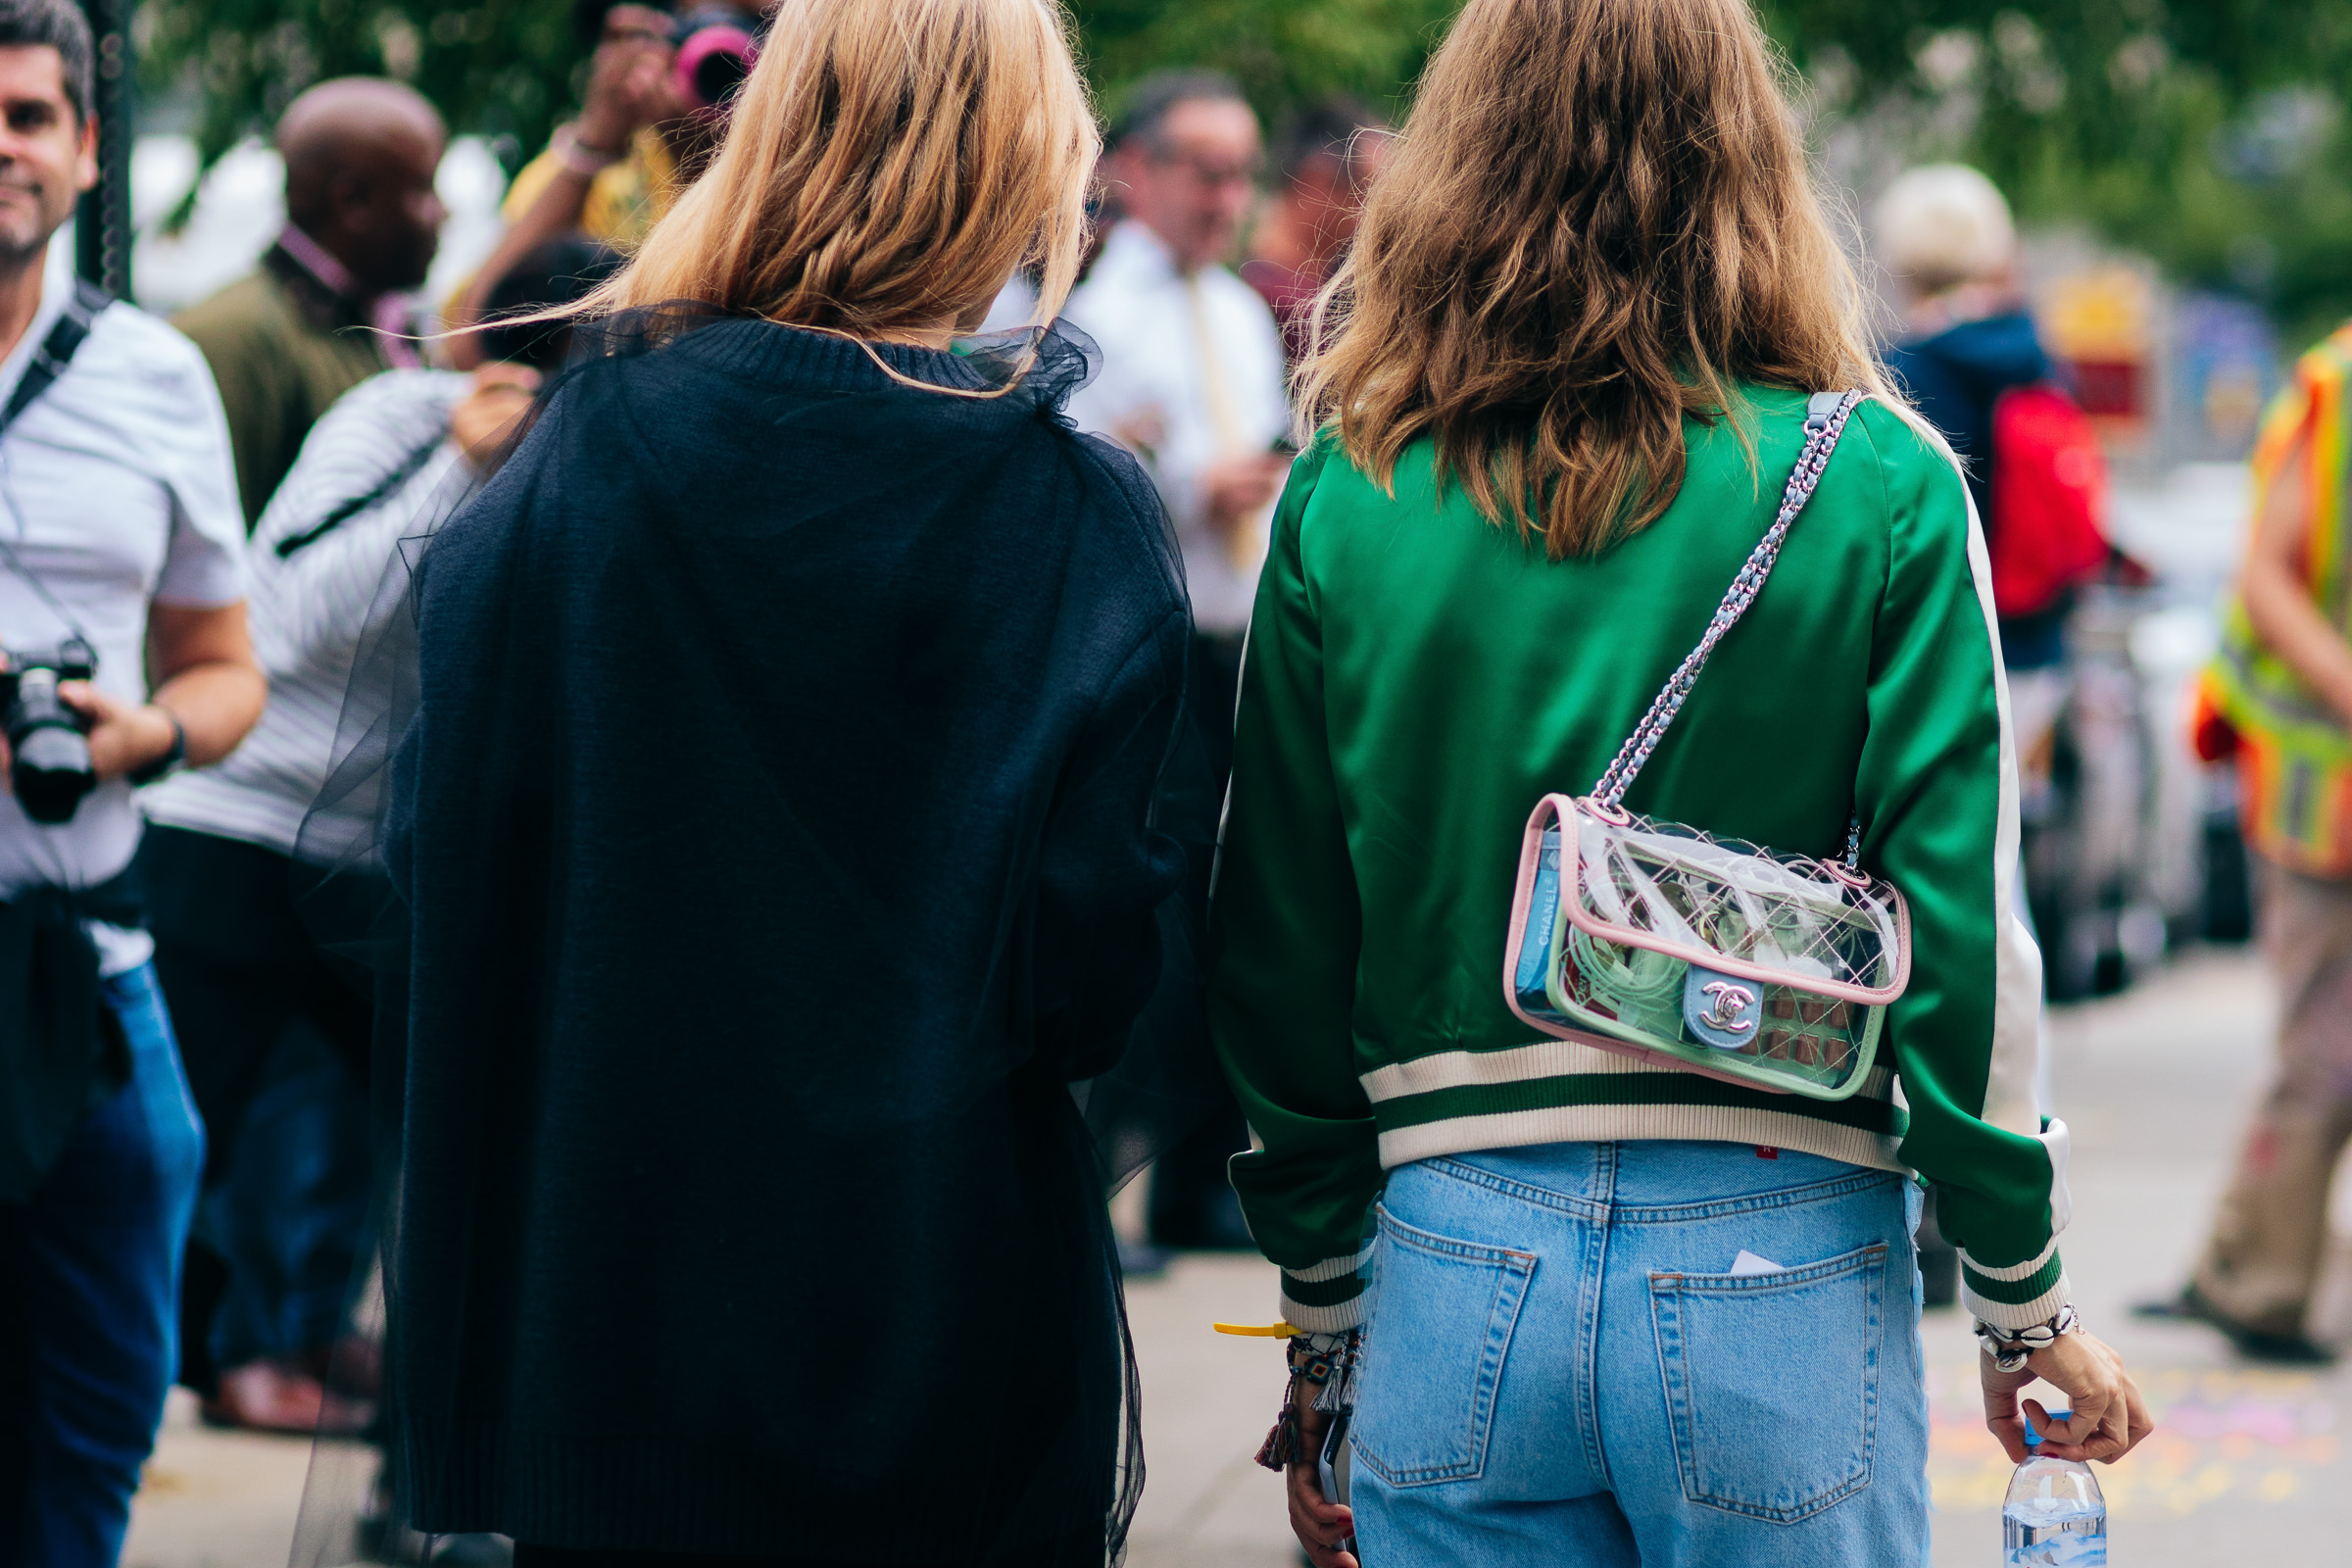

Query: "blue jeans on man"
(1348, 1140), (1930, 1567)
(0, 963), (205, 1566)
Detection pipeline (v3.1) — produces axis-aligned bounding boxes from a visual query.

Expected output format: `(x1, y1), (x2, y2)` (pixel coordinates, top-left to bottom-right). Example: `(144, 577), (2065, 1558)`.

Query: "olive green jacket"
(173, 247), (388, 528)
(1209, 389), (2067, 1332)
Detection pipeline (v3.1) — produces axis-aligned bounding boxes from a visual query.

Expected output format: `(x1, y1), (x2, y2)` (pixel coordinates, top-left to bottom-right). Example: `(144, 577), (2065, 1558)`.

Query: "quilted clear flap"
(1567, 799), (1908, 1002)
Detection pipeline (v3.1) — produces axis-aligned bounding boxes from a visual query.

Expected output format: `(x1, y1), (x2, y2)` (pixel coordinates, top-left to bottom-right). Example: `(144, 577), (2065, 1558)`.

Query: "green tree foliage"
(135, 0), (1455, 174)
(136, 0), (585, 168)
(134, 0), (2352, 337)
(1074, 0), (2352, 337)
(1761, 1), (2352, 345)
(1070, 0), (1452, 125)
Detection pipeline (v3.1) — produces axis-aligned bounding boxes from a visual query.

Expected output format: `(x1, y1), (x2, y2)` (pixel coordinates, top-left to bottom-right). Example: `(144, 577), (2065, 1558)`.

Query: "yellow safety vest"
(2206, 323), (2352, 876)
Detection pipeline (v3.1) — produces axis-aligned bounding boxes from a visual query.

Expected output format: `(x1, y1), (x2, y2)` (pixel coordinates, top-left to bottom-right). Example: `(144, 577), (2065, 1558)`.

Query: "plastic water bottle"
(2002, 1410), (2107, 1566)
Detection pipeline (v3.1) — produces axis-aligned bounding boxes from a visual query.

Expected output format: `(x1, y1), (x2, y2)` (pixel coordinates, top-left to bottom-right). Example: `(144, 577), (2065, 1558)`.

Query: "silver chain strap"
(1592, 392), (1867, 855)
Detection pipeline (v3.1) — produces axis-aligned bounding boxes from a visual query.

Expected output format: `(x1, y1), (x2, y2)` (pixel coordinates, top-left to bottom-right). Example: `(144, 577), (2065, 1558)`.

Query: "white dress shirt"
(1062, 220), (1290, 633)
(0, 247), (246, 972)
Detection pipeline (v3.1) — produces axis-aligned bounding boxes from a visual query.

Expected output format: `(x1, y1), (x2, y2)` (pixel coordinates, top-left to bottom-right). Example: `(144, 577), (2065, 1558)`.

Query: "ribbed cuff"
(1960, 1239), (2072, 1330)
(1277, 1244), (1373, 1334)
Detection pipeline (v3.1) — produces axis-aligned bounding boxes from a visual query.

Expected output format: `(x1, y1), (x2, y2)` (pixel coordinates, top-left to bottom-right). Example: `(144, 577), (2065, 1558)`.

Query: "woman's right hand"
(454, 365), (544, 473)
(578, 7), (681, 153)
(1981, 1328), (2156, 1464)
(1286, 1398), (1359, 1568)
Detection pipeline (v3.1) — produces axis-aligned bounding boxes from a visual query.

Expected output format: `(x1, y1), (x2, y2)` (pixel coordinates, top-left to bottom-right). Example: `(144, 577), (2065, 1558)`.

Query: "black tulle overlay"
(286, 307), (1224, 1565)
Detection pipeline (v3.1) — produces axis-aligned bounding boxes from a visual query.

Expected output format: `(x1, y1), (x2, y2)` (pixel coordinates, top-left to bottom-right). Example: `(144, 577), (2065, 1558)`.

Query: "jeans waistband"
(1429, 1139), (1899, 1222)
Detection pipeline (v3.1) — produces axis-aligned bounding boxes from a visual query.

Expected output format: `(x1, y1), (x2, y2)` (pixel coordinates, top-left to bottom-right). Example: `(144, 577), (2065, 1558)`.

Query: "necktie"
(1185, 275), (1265, 571)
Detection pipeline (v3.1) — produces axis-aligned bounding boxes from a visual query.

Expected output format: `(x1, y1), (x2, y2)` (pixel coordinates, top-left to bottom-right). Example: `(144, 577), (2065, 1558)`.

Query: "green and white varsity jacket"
(1207, 387), (2069, 1335)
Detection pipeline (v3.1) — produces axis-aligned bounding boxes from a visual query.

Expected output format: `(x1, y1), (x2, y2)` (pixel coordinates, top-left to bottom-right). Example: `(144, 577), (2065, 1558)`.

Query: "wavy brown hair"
(1298, 0), (1897, 558)
(565, 0), (1095, 364)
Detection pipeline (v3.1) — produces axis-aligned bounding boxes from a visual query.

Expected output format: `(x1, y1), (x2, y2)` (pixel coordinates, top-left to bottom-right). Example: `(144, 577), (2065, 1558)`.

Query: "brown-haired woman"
(1208, 1), (2152, 1564)
(376, 1), (1187, 1563)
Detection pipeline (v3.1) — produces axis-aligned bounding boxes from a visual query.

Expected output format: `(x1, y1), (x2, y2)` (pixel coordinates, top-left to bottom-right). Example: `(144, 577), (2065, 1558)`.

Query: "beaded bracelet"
(1255, 1327), (1363, 1472)
(1287, 1329), (1354, 1387)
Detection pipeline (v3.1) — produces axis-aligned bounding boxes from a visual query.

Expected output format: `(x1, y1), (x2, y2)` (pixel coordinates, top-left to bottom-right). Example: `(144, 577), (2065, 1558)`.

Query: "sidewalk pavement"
(123, 949), (2352, 1567)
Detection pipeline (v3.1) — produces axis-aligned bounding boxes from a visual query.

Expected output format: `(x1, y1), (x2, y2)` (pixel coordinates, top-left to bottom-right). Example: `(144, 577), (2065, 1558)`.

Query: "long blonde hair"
(575, 0), (1096, 346)
(1298, 0), (1896, 559)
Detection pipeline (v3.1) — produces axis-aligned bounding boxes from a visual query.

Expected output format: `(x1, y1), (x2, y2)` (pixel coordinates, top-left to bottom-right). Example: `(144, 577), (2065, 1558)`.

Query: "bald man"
(175, 78), (448, 527)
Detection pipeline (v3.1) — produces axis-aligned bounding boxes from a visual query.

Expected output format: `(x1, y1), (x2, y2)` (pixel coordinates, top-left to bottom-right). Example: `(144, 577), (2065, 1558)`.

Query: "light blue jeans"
(1349, 1140), (1929, 1567)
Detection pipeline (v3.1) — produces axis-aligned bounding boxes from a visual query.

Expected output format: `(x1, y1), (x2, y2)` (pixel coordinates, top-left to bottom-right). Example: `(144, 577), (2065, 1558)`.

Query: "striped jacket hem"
(1960, 1237), (2073, 1331)
(1361, 1040), (1907, 1173)
(1276, 1243), (1375, 1333)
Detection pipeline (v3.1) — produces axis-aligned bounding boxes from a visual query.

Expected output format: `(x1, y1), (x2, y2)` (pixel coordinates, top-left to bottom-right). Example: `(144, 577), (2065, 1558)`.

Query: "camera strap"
(1, 279), (109, 436)
(0, 280), (113, 650)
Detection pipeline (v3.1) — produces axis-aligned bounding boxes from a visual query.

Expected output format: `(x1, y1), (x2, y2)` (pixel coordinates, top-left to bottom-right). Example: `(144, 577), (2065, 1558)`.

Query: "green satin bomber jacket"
(1207, 387), (2071, 1335)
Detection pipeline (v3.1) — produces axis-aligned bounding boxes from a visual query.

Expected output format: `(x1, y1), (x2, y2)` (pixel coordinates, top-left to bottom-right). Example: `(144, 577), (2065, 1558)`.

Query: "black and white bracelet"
(1974, 1302), (2082, 1373)
(1286, 1329), (1356, 1384)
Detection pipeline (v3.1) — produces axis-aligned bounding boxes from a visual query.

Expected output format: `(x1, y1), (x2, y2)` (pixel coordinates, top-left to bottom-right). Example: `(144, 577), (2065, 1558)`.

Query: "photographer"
(0, 0), (265, 1559)
(444, 0), (756, 368)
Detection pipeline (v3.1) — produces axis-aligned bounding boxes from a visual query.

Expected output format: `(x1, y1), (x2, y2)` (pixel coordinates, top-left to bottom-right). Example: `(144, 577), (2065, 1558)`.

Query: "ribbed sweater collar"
(659, 315), (1003, 396)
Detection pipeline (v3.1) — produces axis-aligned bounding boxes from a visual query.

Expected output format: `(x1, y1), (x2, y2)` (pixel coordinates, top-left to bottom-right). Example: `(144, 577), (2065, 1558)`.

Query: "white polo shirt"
(0, 248), (246, 972)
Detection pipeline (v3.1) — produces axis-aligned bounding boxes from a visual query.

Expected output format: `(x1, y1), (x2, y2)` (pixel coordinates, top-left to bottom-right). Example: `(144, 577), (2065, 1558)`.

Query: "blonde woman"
(1209, 1), (2153, 1564)
(379, 2), (1184, 1562)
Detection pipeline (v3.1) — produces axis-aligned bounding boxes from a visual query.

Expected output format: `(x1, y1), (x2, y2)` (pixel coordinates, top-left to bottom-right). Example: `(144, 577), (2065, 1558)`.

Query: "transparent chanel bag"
(1500, 392), (1911, 1101)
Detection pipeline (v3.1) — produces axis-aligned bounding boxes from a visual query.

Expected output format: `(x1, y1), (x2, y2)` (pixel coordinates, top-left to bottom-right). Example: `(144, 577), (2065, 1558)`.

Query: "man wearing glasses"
(1064, 72), (1293, 1254)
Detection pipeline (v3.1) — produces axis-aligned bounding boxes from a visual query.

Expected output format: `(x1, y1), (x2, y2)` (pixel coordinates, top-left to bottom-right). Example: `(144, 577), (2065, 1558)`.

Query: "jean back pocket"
(1351, 1205), (1536, 1488)
(1648, 1242), (1886, 1522)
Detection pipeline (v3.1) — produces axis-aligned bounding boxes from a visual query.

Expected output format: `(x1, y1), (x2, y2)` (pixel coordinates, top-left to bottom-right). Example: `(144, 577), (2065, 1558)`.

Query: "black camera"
(671, 6), (760, 114)
(2, 637), (97, 824)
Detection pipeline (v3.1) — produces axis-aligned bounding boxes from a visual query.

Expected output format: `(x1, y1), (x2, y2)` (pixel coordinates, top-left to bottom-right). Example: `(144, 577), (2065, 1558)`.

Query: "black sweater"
(384, 318), (1190, 1556)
